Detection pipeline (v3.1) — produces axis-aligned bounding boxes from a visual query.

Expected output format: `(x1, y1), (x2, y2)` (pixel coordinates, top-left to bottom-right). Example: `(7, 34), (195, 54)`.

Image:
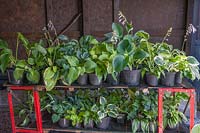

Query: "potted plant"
(127, 89), (157, 133)
(76, 35), (98, 85)
(109, 12), (149, 85)
(91, 96), (119, 130)
(65, 107), (83, 128)
(142, 41), (165, 86)
(51, 100), (72, 128)
(163, 92), (188, 130)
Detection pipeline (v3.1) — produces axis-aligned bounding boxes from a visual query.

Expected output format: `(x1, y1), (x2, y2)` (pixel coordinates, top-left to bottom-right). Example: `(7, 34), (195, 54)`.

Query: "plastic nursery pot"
(0, 72), (8, 90)
(77, 74), (88, 85)
(120, 69), (141, 86)
(161, 72), (176, 87)
(75, 123), (82, 128)
(117, 114), (126, 124)
(89, 73), (102, 85)
(58, 118), (70, 128)
(175, 72), (182, 84)
(7, 68), (24, 85)
(145, 73), (159, 86)
(84, 120), (94, 129)
(97, 117), (111, 130)
(106, 74), (119, 85)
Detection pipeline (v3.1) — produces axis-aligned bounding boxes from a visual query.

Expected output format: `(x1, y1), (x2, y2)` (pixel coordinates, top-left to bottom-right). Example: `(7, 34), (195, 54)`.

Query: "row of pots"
(7, 68), (182, 87)
(77, 70), (182, 87)
(59, 117), (111, 130)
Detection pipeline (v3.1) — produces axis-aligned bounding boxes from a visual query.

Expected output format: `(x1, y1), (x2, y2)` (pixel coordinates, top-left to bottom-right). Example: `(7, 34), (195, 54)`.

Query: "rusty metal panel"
(46, 0), (81, 38)
(118, 0), (187, 49)
(83, 0), (113, 37)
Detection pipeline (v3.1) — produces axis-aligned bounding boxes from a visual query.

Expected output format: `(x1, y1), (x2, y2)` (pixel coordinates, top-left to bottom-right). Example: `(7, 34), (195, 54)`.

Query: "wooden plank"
(118, 0), (187, 50)
(46, 0), (81, 35)
(0, 0), (46, 33)
(83, 0), (113, 36)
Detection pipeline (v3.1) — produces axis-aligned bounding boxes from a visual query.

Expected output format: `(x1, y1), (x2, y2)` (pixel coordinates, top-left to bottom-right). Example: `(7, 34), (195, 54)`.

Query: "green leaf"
(26, 69), (40, 84)
(52, 114), (60, 123)
(43, 67), (55, 80)
(107, 104), (116, 110)
(84, 59), (97, 73)
(16, 60), (27, 68)
(154, 56), (164, 66)
(100, 96), (107, 105)
(20, 115), (30, 127)
(112, 23), (123, 38)
(187, 56), (199, 66)
(28, 58), (34, 65)
(117, 39), (133, 54)
(133, 48), (149, 59)
(18, 32), (30, 50)
(108, 111), (118, 118)
(91, 104), (98, 112)
(14, 68), (24, 80)
(35, 44), (47, 55)
(64, 56), (79, 66)
(112, 54), (125, 72)
(97, 111), (106, 120)
(58, 35), (69, 41)
(0, 39), (8, 49)
(132, 119), (140, 133)
(67, 67), (80, 85)
(134, 30), (150, 40)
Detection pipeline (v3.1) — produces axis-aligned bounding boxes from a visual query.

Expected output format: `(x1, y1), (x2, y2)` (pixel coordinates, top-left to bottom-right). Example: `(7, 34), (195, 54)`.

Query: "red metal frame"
(158, 88), (195, 133)
(7, 86), (43, 133)
(7, 86), (195, 133)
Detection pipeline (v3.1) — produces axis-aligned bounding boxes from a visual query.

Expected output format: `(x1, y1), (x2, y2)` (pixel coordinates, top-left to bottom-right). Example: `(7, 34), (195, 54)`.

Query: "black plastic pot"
(0, 72), (8, 89)
(77, 74), (88, 85)
(161, 72), (176, 86)
(145, 73), (159, 86)
(58, 118), (70, 128)
(89, 74), (101, 85)
(97, 117), (111, 130)
(75, 123), (82, 128)
(120, 69), (141, 86)
(84, 120), (94, 129)
(175, 72), (182, 84)
(106, 74), (119, 85)
(117, 114), (126, 124)
(7, 68), (23, 85)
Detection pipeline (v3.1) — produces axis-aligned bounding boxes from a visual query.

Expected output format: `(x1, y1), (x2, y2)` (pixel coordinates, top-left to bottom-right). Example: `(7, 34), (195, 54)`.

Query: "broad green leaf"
(107, 104), (116, 110)
(26, 69), (40, 84)
(91, 104), (98, 112)
(52, 114), (60, 123)
(84, 59), (97, 73)
(43, 67), (55, 80)
(108, 111), (118, 118)
(67, 67), (80, 84)
(20, 115), (30, 127)
(97, 111), (106, 120)
(58, 35), (69, 41)
(28, 58), (34, 65)
(16, 60), (27, 68)
(0, 39), (8, 49)
(154, 56), (164, 66)
(112, 23), (123, 38)
(117, 39), (133, 54)
(112, 54), (125, 72)
(134, 30), (150, 40)
(35, 44), (47, 55)
(64, 56), (79, 66)
(133, 48), (149, 59)
(187, 56), (199, 66)
(100, 96), (107, 105)
(14, 68), (24, 80)
(18, 32), (30, 50)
